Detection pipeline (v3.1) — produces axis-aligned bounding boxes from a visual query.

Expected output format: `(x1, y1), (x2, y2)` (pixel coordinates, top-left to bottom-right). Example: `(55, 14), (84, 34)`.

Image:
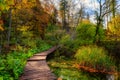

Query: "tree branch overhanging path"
(19, 46), (59, 80)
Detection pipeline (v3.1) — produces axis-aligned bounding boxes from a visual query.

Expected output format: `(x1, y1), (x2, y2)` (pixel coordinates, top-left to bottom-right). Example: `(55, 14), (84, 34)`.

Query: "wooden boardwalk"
(19, 46), (58, 80)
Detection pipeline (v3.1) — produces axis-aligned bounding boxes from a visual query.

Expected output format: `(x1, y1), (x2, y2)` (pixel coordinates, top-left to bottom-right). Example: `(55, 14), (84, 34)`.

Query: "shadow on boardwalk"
(19, 46), (58, 80)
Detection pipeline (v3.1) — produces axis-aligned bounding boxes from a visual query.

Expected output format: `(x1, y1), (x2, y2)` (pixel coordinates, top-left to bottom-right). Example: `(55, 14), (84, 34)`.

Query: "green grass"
(75, 45), (116, 72)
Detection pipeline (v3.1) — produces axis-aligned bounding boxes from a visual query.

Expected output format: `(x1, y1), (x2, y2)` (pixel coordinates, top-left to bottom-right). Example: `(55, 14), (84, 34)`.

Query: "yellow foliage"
(108, 15), (120, 35)
(17, 26), (30, 31)
(15, 4), (22, 9)
(14, 0), (36, 9)
(28, 0), (36, 3)
(0, 26), (4, 31)
(22, 0), (27, 4)
(82, 19), (90, 24)
(72, 63), (80, 69)
(6, 0), (15, 6)
(0, 20), (4, 31)
(22, 0), (36, 8)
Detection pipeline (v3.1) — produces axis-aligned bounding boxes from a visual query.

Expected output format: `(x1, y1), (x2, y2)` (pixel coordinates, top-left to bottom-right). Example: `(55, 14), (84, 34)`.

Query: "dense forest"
(0, 0), (120, 80)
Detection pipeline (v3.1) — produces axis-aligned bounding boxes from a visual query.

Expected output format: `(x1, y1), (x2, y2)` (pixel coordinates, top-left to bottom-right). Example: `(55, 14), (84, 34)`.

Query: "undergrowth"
(0, 40), (51, 80)
(75, 45), (116, 72)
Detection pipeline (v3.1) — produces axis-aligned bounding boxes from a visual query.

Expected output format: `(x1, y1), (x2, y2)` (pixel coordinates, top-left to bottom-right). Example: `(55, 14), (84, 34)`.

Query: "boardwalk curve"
(19, 46), (58, 80)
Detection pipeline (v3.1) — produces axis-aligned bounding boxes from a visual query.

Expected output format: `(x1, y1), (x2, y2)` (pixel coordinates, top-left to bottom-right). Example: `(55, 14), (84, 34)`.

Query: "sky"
(81, 0), (99, 10)
(40, 0), (99, 22)
(40, 0), (120, 25)
(80, 0), (99, 23)
(83, 0), (120, 24)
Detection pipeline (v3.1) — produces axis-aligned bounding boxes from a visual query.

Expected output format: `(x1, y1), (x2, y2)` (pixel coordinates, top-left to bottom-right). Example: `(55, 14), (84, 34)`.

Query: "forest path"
(19, 46), (58, 80)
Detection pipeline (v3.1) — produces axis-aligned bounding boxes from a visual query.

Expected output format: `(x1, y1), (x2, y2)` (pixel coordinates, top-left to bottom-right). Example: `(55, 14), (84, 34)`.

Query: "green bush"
(20, 31), (37, 48)
(59, 34), (76, 56)
(75, 45), (115, 71)
(60, 34), (72, 46)
(76, 22), (105, 45)
(76, 23), (96, 45)
(45, 24), (62, 45)
(36, 39), (52, 52)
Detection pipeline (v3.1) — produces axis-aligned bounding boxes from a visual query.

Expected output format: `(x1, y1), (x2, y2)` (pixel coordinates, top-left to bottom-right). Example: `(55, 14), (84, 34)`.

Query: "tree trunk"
(7, 8), (12, 46)
(94, 0), (102, 43)
(94, 22), (100, 43)
(0, 32), (2, 53)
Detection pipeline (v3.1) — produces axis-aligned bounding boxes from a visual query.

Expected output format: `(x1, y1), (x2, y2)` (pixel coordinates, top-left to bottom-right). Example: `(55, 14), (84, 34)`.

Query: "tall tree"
(0, 0), (15, 46)
(60, 0), (69, 32)
(94, 0), (103, 43)
(111, 0), (116, 18)
(40, 0), (58, 24)
(93, 0), (120, 43)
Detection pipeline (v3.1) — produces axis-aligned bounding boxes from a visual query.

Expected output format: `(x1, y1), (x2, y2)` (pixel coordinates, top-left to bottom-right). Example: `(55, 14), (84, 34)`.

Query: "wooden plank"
(27, 59), (45, 61)
(27, 56), (46, 61)
(34, 54), (47, 56)
(34, 52), (47, 56)
(19, 46), (58, 80)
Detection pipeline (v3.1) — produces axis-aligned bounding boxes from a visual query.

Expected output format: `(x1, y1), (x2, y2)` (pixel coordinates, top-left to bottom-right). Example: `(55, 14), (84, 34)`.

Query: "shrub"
(60, 34), (72, 46)
(76, 22), (105, 45)
(75, 45), (115, 72)
(45, 24), (62, 45)
(76, 23), (96, 45)
(59, 34), (75, 56)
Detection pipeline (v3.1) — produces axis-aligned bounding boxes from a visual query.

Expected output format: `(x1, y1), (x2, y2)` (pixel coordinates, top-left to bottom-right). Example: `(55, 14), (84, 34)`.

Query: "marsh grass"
(75, 45), (116, 72)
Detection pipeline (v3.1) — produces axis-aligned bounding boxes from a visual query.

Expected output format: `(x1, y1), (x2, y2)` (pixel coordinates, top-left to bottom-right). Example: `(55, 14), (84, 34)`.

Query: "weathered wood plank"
(28, 56), (46, 61)
(19, 46), (58, 80)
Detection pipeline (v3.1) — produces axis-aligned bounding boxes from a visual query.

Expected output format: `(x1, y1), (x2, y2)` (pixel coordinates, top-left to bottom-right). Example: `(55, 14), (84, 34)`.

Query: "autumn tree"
(0, 0), (54, 52)
(93, 0), (120, 43)
(107, 14), (120, 40)
(40, 0), (58, 25)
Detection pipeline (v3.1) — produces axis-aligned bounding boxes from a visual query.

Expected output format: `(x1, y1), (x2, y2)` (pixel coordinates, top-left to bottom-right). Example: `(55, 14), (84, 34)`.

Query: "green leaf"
(0, 77), (3, 80)
(0, 3), (5, 10)
(0, 67), (4, 70)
